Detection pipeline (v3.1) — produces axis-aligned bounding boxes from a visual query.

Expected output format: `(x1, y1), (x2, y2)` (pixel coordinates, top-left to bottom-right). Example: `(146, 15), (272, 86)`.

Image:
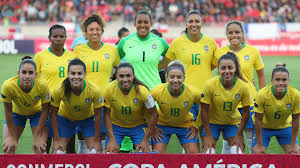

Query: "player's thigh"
(3, 123), (24, 142)
(152, 143), (168, 153)
(182, 143), (200, 154)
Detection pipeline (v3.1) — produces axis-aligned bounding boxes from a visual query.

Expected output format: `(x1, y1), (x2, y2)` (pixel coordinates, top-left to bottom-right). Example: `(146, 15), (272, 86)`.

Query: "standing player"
(164, 10), (218, 149)
(151, 61), (200, 153)
(73, 14), (120, 153)
(1, 56), (50, 154)
(50, 59), (115, 153)
(214, 21), (266, 153)
(103, 63), (158, 153)
(34, 24), (75, 154)
(253, 64), (299, 154)
(199, 52), (251, 154)
(117, 7), (169, 90)
(115, 27), (129, 45)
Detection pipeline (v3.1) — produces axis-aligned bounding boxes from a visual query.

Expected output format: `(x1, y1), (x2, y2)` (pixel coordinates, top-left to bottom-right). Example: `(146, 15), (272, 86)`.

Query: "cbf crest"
(152, 44), (157, 50)
(244, 55), (249, 61)
(286, 103), (291, 109)
(204, 46), (208, 52)
(85, 98), (91, 104)
(184, 101), (189, 107)
(105, 53), (110, 59)
(35, 95), (40, 100)
(133, 98), (138, 105)
(235, 94), (240, 100)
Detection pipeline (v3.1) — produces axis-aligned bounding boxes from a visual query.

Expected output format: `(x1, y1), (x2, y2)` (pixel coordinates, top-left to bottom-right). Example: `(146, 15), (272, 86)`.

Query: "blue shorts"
(253, 127), (298, 147)
(201, 123), (239, 139)
(4, 112), (42, 127)
(57, 115), (95, 138)
(100, 108), (106, 134)
(238, 106), (255, 129)
(46, 114), (53, 138)
(152, 125), (199, 145)
(106, 124), (146, 146)
(190, 104), (200, 120)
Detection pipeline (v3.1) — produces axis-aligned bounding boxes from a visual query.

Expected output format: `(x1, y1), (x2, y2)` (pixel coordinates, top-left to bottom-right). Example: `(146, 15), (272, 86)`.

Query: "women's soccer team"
(1, 8), (299, 154)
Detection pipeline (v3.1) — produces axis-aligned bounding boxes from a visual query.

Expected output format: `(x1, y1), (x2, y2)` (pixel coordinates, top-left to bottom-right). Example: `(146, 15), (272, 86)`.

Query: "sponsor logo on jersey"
(244, 55), (249, 61)
(286, 103), (291, 109)
(235, 94), (240, 100)
(35, 96), (40, 100)
(204, 46), (208, 51)
(184, 101), (189, 107)
(105, 53), (110, 59)
(133, 98), (138, 105)
(152, 44), (157, 50)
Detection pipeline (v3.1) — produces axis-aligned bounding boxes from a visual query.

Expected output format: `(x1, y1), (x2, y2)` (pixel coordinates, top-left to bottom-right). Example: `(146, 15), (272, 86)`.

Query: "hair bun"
(275, 62), (286, 68)
(22, 56), (32, 61)
(140, 6), (152, 15)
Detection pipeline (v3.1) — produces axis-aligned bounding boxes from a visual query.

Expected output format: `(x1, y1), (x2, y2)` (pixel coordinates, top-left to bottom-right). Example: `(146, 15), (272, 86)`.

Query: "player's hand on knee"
(288, 144), (299, 154)
(91, 139), (102, 153)
(186, 126), (198, 140)
(253, 144), (265, 154)
(153, 127), (164, 142)
(32, 136), (46, 154)
(231, 135), (245, 153)
(105, 137), (119, 153)
(137, 139), (150, 153)
(202, 135), (215, 154)
(3, 137), (18, 154)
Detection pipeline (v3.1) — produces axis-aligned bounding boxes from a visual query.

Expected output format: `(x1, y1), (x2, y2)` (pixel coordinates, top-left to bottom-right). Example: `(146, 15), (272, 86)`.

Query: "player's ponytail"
(63, 58), (87, 102)
(272, 63), (289, 79)
(218, 52), (246, 82)
(19, 56), (37, 71)
(115, 62), (148, 94)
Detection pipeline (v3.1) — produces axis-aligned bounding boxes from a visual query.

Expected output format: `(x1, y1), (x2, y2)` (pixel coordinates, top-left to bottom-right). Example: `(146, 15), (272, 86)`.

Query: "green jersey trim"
(271, 85), (287, 99)
(87, 41), (104, 50)
(219, 76), (237, 90)
(48, 47), (65, 56)
(18, 78), (35, 92)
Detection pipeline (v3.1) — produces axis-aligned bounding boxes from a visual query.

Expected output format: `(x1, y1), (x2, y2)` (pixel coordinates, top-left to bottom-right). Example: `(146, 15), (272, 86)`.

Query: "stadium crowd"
(1, 0), (300, 25)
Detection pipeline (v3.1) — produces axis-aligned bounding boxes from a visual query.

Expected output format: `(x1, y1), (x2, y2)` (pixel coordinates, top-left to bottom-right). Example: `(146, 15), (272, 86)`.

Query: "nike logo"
(160, 102), (166, 104)
(214, 94), (221, 96)
(46, 63), (50, 66)
(82, 56), (88, 58)
(129, 46), (135, 48)
(112, 99), (117, 102)
(265, 104), (271, 106)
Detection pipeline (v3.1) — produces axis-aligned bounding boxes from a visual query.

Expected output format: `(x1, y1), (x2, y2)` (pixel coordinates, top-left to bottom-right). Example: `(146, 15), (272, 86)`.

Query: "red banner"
(1, 154), (299, 168)
(33, 38), (300, 56)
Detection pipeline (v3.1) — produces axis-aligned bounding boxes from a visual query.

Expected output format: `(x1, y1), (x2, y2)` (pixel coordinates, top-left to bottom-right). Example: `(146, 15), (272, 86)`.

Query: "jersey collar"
(136, 33), (151, 41)
(229, 43), (246, 52)
(87, 41), (104, 50)
(219, 75), (237, 90)
(48, 47), (65, 56)
(186, 33), (203, 42)
(80, 80), (87, 94)
(168, 83), (185, 97)
(18, 78), (35, 93)
(271, 85), (287, 99)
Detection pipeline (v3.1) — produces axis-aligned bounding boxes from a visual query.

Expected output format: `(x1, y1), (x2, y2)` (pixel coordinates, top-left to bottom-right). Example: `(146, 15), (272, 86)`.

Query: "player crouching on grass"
(253, 64), (300, 154)
(2, 56), (50, 154)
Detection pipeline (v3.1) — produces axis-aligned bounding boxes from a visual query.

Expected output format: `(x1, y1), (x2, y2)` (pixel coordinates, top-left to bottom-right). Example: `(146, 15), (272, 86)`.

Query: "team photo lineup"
(1, 2), (300, 155)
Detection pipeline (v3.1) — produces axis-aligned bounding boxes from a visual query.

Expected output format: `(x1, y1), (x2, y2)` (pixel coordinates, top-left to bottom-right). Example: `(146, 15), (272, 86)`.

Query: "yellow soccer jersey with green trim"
(165, 34), (217, 92)
(34, 48), (75, 92)
(214, 44), (264, 107)
(254, 85), (300, 129)
(73, 42), (120, 91)
(103, 80), (151, 128)
(51, 80), (103, 121)
(199, 76), (251, 125)
(1, 76), (51, 116)
(151, 83), (201, 128)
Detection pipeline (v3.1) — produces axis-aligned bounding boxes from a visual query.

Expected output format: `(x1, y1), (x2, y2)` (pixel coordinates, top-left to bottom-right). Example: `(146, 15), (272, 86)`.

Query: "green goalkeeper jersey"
(117, 33), (169, 90)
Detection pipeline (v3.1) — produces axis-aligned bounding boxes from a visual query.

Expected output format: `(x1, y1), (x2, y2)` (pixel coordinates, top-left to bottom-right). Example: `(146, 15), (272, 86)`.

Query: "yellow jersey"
(151, 83), (201, 128)
(34, 48), (75, 92)
(103, 80), (155, 128)
(1, 76), (50, 116)
(199, 76), (251, 125)
(51, 80), (103, 121)
(254, 84), (300, 129)
(214, 44), (264, 107)
(165, 34), (217, 92)
(73, 42), (120, 91)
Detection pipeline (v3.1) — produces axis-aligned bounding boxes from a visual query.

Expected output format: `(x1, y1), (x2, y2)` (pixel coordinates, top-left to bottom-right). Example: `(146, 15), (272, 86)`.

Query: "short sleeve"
(117, 37), (126, 59)
(73, 46), (80, 58)
(211, 41), (219, 67)
(254, 49), (264, 70)
(1, 81), (12, 103)
(200, 81), (212, 105)
(254, 91), (264, 114)
(93, 87), (104, 109)
(165, 40), (176, 61)
(292, 91), (300, 114)
(241, 84), (251, 107)
(113, 47), (121, 67)
(33, 53), (41, 75)
(39, 79), (51, 104)
(50, 86), (62, 107)
(103, 86), (112, 108)
(160, 38), (169, 56)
